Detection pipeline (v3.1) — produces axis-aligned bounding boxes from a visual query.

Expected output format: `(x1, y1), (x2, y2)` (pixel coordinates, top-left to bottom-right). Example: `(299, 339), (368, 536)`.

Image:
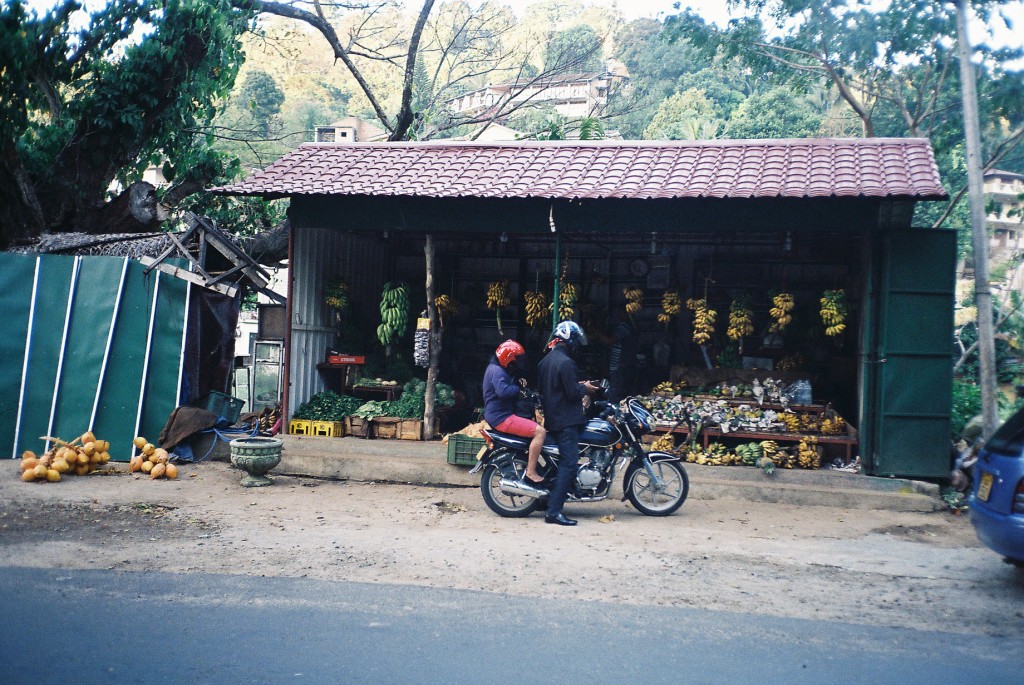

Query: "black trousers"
(547, 425), (582, 517)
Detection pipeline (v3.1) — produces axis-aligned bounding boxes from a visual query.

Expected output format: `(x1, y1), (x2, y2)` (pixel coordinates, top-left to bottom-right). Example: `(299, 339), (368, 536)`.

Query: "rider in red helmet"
(483, 340), (546, 485)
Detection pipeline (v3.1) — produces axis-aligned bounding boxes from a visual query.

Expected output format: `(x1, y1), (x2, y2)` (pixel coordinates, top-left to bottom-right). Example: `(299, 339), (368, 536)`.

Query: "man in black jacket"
(537, 321), (599, 526)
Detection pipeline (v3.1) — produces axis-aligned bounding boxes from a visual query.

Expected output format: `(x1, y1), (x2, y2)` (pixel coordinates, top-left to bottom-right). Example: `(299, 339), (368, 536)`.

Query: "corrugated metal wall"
(0, 253), (189, 460)
(289, 227), (390, 416)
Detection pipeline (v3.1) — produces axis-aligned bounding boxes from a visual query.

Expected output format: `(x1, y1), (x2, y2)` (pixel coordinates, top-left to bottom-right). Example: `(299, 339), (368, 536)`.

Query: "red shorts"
(495, 414), (540, 437)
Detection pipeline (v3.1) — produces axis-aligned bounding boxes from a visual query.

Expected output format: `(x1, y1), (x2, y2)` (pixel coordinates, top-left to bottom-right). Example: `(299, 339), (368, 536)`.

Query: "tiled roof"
(212, 139), (947, 201)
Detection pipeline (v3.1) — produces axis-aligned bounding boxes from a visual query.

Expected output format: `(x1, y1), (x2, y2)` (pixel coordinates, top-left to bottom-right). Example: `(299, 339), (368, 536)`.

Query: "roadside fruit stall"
(212, 138), (955, 479)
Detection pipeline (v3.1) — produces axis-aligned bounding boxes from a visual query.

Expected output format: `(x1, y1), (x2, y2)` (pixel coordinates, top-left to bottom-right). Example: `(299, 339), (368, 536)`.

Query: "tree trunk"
(956, 0), (999, 438)
(237, 218), (290, 266)
(81, 181), (165, 234)
(423, 233), (442, 440)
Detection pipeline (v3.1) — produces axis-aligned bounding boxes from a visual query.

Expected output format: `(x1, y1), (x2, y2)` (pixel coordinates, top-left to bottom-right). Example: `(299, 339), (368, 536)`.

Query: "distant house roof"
(211, 138), (947, 201)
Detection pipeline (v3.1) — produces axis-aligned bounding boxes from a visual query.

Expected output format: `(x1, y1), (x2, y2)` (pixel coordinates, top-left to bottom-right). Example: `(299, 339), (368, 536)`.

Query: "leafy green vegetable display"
(293, 391), (363, 421)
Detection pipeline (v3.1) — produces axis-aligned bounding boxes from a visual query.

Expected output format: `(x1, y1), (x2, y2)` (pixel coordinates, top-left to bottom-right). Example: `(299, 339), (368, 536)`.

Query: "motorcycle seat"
(488, 430), (561, 455)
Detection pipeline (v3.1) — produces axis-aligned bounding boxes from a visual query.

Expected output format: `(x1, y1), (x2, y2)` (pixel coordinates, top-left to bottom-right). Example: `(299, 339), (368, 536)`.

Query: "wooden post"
(423, 234), (442, 440)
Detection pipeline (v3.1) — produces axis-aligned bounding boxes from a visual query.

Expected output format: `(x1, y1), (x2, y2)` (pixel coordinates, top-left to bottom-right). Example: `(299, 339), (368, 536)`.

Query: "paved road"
(2, 566), (1018, 684)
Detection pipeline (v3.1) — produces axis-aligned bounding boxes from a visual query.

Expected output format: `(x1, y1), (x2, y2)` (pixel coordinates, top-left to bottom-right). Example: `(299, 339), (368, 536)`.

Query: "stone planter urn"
(229, 436), (283, 487)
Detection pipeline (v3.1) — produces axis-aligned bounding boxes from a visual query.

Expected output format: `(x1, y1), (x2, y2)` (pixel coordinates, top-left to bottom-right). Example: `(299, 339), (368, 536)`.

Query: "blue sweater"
(482, 359), (520, 427)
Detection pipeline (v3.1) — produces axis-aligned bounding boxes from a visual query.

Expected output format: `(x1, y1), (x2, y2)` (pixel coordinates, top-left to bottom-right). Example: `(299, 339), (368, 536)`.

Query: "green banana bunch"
(378, 282), (409, 346)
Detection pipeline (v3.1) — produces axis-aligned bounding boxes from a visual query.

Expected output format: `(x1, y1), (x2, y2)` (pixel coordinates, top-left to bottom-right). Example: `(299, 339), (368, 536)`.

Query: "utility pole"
(955, 0), (999, 437)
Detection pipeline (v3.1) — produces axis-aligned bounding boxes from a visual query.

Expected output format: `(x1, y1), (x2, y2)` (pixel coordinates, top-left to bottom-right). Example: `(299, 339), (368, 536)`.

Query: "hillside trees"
(0, 0), (256, 248)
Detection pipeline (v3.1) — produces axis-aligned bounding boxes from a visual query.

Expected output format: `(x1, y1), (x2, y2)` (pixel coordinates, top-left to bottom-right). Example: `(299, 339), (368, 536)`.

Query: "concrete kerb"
(272, 434), (944, 513)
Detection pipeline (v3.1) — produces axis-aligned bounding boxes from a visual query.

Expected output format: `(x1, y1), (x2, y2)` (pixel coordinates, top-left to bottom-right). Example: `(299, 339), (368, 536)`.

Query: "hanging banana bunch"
(768, 291), (795, 332)
(552, 279), (578, 320)
(624, 287), (643, 317)
(523, 291), (549, 328)
(726, 292), (754, 343)
(487, 280), (511, 335)
(434, 293), (458, 324)
(324, 280), (350, 311)
(686, 297), (716, 345)
(658, 289), (682, 328)
(820, 289), (848, 337)
(377, 281), (409, 347)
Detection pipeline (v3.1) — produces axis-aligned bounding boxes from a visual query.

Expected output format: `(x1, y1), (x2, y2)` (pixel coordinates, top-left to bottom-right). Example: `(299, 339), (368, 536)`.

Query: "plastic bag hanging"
(413, 314), (430, 367)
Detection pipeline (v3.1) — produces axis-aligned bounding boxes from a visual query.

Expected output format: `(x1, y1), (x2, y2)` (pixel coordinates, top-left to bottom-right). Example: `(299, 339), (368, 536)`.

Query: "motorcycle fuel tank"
(580, 418), (619, 447)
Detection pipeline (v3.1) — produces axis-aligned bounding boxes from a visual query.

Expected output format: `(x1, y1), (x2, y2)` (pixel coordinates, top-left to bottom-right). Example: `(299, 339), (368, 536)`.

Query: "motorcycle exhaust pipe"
(499, 478), (548, 498)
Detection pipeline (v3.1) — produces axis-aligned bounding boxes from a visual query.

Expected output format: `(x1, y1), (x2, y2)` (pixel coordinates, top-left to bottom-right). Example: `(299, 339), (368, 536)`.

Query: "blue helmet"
(552, 320), (588, 349)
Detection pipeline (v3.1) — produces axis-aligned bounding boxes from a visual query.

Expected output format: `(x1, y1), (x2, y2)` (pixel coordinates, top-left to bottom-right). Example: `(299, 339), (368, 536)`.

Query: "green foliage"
(237, 70), (285, 135)
(725, 86), (823, 139)
(1, 0), (255, 240)
(293, 391), (363, 421)
(543, 24), (604, 72)
(643, 88), (723, 140)
(950, 378), (982, 437)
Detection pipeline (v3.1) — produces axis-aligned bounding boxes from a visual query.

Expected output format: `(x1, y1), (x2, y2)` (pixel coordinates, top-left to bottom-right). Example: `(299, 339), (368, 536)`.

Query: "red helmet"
(495, 340), (525, 368)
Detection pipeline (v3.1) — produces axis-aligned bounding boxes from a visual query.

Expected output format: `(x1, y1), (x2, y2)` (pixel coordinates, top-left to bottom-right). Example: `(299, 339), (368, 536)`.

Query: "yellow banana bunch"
(624, 287), (643, 315)
(799, 413), (820, 432)
(434, 293), (458, 320)
(377, 282), (409, 346)
(650, 433), (675, 452)
(661, 289), (682, 315)
(820, 415), (846, 435)
(820, 289), (848, 337)
(796, 437), (820, 469)
(486, 281), (511, 309)
(778, 412), (800, 432)
(769, 292), (795, 332)
(550, 280), (577, 320)
(727, 293), (754, 341)
(776, 352), (805, 371)
(324, 280), (350, 311)
(523, 291), (550, 327)
(687, 297), (716, 345)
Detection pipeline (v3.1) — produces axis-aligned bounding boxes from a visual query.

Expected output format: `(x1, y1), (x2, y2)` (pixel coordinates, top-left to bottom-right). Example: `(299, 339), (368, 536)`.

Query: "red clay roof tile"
(211, 139), (947, 201)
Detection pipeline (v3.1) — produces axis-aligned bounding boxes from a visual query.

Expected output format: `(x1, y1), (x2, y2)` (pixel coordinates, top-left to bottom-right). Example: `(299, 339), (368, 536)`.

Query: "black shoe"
(545, 513), (577, 526)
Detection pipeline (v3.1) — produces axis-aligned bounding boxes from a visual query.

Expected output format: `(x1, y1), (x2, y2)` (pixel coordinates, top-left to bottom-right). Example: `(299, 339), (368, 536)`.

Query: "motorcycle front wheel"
(480, 452), (543, 518)
(625, 459), (689, 516)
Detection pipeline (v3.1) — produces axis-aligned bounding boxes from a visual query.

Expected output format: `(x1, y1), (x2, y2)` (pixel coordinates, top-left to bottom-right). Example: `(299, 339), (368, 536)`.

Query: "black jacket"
(537, 343), (587, 432)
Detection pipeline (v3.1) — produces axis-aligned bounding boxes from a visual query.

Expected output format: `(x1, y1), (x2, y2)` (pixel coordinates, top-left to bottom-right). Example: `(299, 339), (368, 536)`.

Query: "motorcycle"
(469, 396), (689, 517)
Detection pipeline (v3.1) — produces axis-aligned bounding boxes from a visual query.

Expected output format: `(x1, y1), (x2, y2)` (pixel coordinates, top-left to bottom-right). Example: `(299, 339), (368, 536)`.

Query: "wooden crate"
(311, 420), (345, 438)
(345, 416), (371, 438)
(289, 419), (312, 435)
(398, 419), (423, 440)
(372, 417), (401, 439)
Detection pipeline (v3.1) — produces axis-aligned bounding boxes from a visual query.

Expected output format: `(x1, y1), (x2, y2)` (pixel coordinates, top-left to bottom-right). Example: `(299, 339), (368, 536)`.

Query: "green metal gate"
(0, 253), (189, 461)
(866, 228), (956, 477)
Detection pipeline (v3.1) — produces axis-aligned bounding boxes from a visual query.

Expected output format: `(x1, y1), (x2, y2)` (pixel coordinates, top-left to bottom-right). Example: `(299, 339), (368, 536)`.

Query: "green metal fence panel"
(3, 254), (191, 461)
(872, 228), (956, 478)
(15, 255), (75, 457)
(139, 272), (189, 445)
(0, 254), (37, 457)
(90, 260), (160, 460)
(51, 257), (125, 447)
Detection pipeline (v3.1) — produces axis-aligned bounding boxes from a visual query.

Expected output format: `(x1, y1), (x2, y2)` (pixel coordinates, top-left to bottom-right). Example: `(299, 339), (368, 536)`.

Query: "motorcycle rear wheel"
(480, 453), (543, 518)
(626, 459), (688, 516)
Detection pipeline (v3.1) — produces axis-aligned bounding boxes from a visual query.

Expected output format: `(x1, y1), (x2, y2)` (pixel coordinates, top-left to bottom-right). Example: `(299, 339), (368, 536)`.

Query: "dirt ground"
(2, 460), (1022, 638)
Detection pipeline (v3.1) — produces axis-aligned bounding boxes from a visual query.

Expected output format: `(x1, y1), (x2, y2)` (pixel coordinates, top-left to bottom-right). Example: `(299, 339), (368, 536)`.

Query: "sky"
(22, 0), (1024, 50)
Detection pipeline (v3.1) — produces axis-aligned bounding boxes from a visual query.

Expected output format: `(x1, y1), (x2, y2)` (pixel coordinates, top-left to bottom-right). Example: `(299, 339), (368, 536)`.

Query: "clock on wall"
(628, 258), (649, 277)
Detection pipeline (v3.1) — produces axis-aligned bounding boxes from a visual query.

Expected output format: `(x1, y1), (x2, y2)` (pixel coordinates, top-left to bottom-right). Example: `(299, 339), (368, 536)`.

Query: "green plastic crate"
(447, 435), (486, 466)
(197, 391), (245, 424)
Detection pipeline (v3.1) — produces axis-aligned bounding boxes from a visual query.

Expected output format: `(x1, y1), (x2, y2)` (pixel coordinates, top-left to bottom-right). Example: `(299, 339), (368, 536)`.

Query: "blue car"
(970, 409), (1024, 566)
